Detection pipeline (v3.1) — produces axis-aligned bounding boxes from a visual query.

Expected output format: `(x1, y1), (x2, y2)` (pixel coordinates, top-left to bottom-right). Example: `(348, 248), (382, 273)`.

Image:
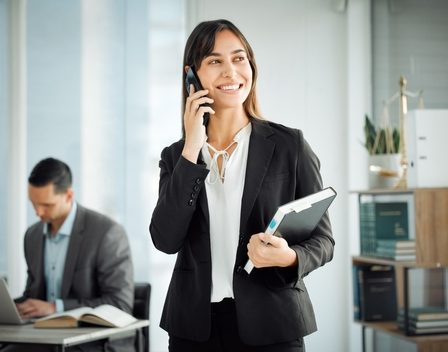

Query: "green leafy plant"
(364, 114), (400, 155)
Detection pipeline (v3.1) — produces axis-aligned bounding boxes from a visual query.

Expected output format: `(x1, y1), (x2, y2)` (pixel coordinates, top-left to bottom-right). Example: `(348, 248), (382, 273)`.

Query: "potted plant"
(363, 114), (401, 189)
(364, 114), (400, 155)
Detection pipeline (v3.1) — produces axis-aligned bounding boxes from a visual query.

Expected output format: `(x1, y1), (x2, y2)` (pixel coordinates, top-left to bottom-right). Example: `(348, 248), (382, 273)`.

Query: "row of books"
(398, 307), (448, 335)
(375, 239), (416, 261)
(359, 196), (416, 261)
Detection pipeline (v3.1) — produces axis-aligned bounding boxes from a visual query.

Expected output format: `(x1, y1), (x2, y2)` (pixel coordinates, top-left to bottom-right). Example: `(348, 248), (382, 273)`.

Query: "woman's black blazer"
(150, 118), (335, 346)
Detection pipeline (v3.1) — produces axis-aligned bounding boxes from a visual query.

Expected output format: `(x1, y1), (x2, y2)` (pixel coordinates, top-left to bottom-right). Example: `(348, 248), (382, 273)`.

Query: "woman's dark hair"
(28, 157), (72, 194)
(181, 19), (262, 136)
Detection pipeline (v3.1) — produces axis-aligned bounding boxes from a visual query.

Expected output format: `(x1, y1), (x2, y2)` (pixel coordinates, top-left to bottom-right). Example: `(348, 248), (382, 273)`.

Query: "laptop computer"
(0, 277), (30, 324)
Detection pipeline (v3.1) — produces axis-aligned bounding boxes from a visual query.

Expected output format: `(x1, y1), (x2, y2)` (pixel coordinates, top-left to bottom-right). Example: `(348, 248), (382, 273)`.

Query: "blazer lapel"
(240, 119), (275, 234)
(61, 205), (84, 298)
(34, 227), (47, 299)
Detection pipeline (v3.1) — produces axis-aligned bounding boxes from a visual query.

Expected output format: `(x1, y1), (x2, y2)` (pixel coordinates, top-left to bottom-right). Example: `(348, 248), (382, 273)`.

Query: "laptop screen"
(0, 278), (29, 325)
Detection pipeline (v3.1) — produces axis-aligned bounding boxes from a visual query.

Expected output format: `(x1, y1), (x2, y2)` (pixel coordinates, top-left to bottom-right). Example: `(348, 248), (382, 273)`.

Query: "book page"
(34, 307), (94, 328)
(80, 304), (137, 328)
(36, 306), (93, 322)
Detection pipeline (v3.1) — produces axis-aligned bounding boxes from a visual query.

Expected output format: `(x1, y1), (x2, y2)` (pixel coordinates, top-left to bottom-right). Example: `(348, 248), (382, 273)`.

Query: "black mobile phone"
(185, 66), (210, 127)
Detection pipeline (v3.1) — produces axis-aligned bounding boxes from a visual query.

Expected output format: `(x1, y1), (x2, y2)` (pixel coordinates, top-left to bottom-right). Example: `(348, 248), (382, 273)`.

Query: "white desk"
(0, 320), (149, 351)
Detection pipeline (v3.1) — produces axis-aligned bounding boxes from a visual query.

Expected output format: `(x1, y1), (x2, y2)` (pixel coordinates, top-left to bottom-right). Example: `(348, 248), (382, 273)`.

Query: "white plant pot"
(368, 153), (402, 189)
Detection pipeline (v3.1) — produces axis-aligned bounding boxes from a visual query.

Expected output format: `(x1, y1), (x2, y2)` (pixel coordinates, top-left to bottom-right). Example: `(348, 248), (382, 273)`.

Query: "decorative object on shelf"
(364, 114), (400, 155)
(381, 76), (424, 189)
(364, 113), (401, 189)
(364, 76), (424, 189)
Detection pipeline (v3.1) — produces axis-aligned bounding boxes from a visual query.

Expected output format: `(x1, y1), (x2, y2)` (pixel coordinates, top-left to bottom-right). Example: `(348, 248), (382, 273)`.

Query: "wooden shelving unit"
(352, 188), (448, 352)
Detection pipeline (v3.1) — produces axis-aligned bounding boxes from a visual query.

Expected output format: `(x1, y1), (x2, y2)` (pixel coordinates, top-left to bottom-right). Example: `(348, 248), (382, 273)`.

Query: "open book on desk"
(244, 186), (337, 273)
(34, 304), (137, 329)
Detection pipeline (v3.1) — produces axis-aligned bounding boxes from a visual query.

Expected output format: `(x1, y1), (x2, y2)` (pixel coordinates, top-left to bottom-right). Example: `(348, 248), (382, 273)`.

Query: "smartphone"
(185, 66), (210, 127)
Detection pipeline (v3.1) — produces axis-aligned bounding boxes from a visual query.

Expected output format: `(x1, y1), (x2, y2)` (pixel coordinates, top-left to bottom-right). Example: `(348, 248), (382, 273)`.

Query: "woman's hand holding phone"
(182, 85), (214, 163)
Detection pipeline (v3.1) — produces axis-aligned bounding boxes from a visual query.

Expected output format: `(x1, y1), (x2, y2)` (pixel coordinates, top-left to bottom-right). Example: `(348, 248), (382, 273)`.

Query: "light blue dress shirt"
(44, 202), (77, 313)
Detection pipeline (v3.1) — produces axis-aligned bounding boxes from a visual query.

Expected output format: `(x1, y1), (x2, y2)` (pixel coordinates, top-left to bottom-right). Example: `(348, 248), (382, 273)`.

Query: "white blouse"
(201, 122), (252, 302)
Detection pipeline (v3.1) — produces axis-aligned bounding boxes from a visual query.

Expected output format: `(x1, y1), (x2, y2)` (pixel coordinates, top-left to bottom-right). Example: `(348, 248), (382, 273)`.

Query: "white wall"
(0, 0), (7, 277)
(347, 1), (372, 351)
(5, 0), (28, 296)
(372, 0), (448, 123)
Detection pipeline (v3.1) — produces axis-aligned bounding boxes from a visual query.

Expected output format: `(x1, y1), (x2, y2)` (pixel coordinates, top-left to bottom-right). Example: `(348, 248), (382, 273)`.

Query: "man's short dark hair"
(28, 158), (72, 194)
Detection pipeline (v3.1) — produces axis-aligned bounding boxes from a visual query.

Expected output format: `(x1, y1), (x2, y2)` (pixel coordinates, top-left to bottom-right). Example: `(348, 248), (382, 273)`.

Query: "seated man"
(4, 157), (135, 352)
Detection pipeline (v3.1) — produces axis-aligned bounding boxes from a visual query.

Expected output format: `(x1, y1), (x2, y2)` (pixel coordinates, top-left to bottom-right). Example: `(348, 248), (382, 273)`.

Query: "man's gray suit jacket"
(22, 204), (134, 313)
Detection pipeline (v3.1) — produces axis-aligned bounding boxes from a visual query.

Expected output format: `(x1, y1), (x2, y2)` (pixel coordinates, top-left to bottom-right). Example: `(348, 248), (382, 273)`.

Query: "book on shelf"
(375, 253), (416, 261)
(354, 265), (397, 321)
(399, 306), (448, 321)
(409, 326), (448, 334)
(244, 186), (337, 273)
(375, 238), (416, 261)
(34, 304), (137, 328)
(352, 266), (361, 321)
(376, 239), (415, 249)
(411, 320), (448, 329)
(398, 321), (448, 335)
(359, 194), (414, 256)
(376, 247), (416, 256)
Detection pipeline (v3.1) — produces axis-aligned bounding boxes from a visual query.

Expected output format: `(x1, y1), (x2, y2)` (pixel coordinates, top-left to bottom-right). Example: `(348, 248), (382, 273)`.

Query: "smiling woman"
(149, 18), (335, 352)
(180, 20), (261, 140)
(193, 30), (253, 113)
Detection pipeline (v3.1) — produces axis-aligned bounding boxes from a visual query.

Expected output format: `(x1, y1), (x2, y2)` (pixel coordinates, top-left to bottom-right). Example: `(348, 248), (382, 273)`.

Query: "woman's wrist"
(282, 247), (298, 267)
(182, 146), (200, 164)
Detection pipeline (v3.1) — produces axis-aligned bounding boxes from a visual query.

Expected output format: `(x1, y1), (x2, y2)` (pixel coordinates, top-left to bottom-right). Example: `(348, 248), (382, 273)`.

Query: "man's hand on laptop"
(16, 298), (56, 319)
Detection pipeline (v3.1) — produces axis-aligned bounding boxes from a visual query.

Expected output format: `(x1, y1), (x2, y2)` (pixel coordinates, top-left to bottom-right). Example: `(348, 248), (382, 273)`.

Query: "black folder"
(244, 186), (337, 273)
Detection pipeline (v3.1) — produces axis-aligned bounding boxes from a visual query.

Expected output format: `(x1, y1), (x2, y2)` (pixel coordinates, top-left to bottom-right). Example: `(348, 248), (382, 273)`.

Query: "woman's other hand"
(247, 232), (298, 268)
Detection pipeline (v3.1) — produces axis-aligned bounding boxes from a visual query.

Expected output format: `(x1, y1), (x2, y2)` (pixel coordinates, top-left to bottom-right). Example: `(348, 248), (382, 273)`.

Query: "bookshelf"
(352, 188), (448, 352)
(359, 321), (448, 352)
